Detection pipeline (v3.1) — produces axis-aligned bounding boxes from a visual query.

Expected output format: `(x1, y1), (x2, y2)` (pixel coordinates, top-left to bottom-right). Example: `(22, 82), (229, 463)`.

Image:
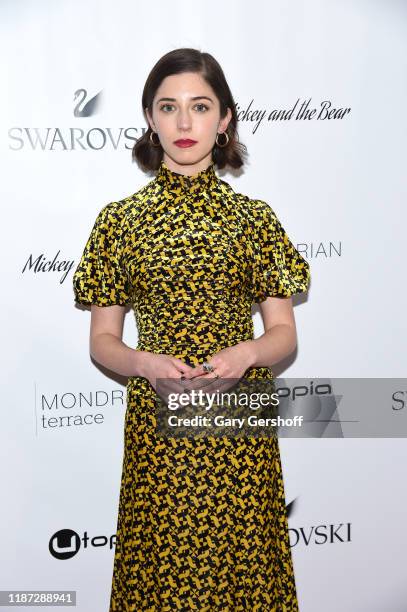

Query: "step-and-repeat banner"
(2, 1), (406, 610)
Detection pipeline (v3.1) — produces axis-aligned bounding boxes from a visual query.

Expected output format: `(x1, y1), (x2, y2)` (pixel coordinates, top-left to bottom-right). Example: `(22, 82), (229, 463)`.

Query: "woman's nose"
(177, 111), (192, 130)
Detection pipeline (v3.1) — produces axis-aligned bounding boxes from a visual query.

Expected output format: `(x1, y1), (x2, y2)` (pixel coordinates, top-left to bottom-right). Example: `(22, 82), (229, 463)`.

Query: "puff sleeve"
(72, 202), (131, 307)
(250, 199), (310, 303)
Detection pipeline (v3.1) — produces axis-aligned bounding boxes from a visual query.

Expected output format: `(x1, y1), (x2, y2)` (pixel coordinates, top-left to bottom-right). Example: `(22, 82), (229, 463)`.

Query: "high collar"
(155, 160), (219, 195)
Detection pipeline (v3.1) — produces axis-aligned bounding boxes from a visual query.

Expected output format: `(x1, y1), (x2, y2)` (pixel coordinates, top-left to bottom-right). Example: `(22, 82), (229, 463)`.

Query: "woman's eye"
(160, 104), (174, 112)
(194, 103), (209, 112)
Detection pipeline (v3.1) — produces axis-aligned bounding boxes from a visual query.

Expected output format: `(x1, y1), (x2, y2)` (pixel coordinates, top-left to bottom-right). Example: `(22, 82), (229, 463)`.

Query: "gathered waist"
(135, 331), (254, 357)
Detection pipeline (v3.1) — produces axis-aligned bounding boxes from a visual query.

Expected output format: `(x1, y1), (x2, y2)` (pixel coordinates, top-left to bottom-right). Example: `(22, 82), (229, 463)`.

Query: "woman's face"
(146, 71), (232, 175)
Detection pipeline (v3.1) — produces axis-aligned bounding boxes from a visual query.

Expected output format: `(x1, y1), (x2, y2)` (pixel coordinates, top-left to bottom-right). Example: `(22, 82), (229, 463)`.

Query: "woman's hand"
(185, 340), (257, 393)
(137, 351), (197, 396)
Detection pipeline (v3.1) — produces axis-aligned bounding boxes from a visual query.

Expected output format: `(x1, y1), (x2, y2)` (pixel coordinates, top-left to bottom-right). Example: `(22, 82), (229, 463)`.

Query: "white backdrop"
(1, 0), (407, 610)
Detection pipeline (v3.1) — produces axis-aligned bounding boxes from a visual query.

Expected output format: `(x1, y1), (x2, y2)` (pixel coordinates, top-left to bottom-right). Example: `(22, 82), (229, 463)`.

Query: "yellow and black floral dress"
(73, 160), (310, 611)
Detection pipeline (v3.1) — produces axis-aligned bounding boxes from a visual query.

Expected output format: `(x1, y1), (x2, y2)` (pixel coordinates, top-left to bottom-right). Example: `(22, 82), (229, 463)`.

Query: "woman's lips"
(174, 139), (197, 148)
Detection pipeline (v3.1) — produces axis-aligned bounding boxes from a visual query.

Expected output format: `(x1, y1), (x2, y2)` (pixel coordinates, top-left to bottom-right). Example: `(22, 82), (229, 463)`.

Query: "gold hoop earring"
(149, 131), (161, 147)
(215, 131), (229, 148)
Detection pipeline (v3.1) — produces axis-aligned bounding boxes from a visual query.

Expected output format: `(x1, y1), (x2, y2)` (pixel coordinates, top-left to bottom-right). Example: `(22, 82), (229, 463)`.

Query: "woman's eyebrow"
(156, 96), (214, 104)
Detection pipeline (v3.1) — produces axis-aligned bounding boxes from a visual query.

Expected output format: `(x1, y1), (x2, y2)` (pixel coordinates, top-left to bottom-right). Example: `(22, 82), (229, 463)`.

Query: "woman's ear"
(219, 107), (232, 132)
(145, 107), (155, 131)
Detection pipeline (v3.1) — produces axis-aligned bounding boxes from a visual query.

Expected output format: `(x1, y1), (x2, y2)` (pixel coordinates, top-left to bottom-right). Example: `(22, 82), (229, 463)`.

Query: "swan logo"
(49, 529), (116, 559)
(8, 89), (143, 151)
(73, 88), (101, 117)
(286, 497), (297, 518)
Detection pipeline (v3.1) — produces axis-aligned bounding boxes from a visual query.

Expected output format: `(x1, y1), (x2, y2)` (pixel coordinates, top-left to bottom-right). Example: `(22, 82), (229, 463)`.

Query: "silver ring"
(203, 361), (214, 373)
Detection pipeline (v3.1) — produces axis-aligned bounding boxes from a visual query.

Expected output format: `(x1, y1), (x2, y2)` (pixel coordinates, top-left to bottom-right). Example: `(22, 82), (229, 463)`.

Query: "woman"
(73, 47), (310, 611)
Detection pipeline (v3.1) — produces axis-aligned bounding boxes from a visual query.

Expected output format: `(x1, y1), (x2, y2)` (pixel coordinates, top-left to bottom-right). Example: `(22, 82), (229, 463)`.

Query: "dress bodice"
(122, 161), (255, 356)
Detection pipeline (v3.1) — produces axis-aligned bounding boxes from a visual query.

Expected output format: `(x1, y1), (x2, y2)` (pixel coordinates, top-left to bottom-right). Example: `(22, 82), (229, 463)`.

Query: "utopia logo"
(274, 378), (343, 438)
(49, 529), (116, 559)
(8, 88), (141, 151)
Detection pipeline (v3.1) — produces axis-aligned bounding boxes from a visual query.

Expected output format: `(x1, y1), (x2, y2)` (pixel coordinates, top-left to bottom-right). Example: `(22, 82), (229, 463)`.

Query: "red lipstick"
(174, 139), (197, 148)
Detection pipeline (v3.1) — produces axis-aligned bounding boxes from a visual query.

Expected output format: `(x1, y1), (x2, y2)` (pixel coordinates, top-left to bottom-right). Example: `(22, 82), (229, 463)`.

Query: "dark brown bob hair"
(132, 47), (247, 173)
